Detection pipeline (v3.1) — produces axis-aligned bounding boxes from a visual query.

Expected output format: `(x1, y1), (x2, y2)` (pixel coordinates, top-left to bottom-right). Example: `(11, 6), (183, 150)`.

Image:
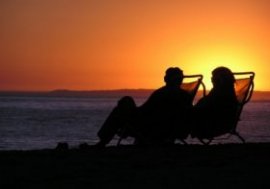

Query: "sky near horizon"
(1, 0), (270, 91)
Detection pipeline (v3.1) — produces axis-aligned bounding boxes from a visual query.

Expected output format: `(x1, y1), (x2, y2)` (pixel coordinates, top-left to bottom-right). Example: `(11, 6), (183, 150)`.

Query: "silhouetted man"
(96, 67), (192, 147)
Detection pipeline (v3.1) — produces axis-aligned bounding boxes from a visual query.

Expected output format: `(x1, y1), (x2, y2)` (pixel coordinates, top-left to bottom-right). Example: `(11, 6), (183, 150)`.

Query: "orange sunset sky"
(1, 0), (270, 91)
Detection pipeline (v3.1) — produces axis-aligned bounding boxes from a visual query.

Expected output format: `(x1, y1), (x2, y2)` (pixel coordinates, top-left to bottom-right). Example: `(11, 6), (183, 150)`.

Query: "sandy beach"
(1, 143), (270, 188)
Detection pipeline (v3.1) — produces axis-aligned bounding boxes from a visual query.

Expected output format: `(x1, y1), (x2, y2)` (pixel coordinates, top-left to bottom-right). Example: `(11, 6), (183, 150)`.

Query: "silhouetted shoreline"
(1, 143), (270, 188)
(1, 90), (270, 101)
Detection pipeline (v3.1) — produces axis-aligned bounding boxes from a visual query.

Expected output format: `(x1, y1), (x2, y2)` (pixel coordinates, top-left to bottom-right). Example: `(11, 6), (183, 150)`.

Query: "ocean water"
(0, 95), (270, 150)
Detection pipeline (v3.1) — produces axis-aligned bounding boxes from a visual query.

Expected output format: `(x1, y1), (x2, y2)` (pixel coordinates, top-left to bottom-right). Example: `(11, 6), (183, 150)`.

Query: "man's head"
(164, 67), (184, 86)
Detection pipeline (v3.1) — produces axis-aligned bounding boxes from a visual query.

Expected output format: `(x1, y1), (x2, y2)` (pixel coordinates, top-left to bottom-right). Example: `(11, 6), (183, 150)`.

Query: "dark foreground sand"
(1, 143), (270, 188)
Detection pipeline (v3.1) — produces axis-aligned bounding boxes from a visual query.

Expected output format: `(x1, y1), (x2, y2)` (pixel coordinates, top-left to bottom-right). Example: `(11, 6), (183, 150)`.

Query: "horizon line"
(1, 89), (270, 93)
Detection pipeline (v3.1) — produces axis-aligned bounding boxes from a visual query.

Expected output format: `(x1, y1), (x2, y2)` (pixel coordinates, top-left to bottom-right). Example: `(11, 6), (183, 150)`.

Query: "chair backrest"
(231, 72), (255, 131)
(180, 75), (206, 104)
(234, 72), (255, 105)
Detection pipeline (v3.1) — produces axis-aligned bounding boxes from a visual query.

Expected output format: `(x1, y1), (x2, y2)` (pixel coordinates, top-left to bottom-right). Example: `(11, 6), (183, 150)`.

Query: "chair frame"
(199, 72), (255, 145)
(181, 74), (206, 101)
(176, 74), (206, 144)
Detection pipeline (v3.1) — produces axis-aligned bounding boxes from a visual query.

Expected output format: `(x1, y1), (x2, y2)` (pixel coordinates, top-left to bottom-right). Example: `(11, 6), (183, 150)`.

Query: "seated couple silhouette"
(96, 66), (238, 147)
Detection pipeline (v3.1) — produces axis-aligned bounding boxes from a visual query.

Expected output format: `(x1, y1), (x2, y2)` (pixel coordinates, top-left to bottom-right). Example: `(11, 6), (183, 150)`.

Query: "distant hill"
(47, 89), (153, 98)
(0, 89), (154, 98)
(0, 89), (270, 101)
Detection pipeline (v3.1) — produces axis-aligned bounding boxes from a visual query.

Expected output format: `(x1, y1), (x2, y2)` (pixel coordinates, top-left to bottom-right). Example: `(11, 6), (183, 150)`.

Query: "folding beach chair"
(180, 74), (206, 104)
(116, 74), (206, 146)
(173, 74), (206, 144)
(198, 72), (255, 145)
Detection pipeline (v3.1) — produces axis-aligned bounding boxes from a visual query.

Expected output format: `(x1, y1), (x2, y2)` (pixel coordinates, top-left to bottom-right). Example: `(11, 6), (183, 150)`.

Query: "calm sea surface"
(0, 95), (270, 150)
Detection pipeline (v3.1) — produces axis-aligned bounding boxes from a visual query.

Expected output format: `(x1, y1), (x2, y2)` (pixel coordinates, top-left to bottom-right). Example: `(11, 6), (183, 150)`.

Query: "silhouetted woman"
(191, 66), (238, 139)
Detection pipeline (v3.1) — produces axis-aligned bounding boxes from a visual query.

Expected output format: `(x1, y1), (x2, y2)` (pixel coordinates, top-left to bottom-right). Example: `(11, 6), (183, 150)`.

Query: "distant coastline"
(0, 89), (154, 98)
(0, 89), (270, 101)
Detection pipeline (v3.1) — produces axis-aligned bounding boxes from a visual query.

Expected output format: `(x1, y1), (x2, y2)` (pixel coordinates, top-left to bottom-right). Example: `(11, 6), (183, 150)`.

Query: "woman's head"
(211, 67), (235, 88)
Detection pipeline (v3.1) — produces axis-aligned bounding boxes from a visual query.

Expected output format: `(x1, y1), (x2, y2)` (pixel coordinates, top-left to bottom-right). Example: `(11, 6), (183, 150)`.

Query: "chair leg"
(117, 136), (123, 146)
(199, 138), (212, 145)
(233, 132), (246, 143)
(179, 139), (188, 145)
(116, 127), (128, 146)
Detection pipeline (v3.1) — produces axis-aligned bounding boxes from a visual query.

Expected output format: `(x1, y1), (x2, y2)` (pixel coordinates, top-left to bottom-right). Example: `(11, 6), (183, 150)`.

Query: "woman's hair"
(211, 66), (235, 88)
